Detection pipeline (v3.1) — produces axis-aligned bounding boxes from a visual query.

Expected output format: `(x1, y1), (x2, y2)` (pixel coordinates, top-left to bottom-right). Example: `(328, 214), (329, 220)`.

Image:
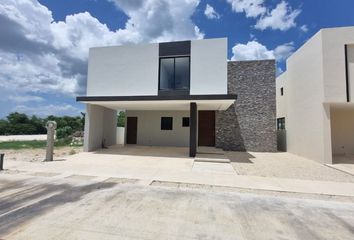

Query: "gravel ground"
(0, 146), (83, 162)
(228, 151), (354, 183)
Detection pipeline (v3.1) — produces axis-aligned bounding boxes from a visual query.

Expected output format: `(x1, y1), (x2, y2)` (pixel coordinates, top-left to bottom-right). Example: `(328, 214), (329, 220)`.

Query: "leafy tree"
(0, 112), (85, 136)
(0, 120), (9, 135)
(117, 111), (125, 127)
(30, 115), (46, 134)
(7, 112), (29, 124)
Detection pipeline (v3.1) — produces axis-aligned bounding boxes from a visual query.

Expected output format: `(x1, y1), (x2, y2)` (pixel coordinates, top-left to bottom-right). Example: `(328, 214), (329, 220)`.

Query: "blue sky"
(0, 0), (354, 118)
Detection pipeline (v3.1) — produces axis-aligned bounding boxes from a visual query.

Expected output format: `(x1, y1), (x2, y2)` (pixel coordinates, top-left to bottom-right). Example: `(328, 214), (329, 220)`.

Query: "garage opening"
(330, 105), (354, 164)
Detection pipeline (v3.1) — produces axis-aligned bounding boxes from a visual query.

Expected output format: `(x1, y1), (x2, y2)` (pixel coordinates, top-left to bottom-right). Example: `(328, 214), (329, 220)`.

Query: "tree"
(117, 111), (125, 127)
(7, 112), (29, 124)
(0, 112), (84, 136)
(0, 120), (9, 135)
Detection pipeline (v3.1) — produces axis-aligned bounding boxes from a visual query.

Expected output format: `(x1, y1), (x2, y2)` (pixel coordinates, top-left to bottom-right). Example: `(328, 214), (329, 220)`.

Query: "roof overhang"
(76, 94), (237, 111)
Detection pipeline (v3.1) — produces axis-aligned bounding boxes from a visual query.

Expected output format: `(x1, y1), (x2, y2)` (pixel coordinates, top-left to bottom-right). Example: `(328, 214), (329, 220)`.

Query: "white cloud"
(14, 104), (81, 117)
(300, 24), (308, 32)
(109, 0), (203, 43)
(231, 41), (294, 62)
(204, 4), (221, 19)
(226, 0), (300, 31)
(8, 95), (44, 103)
(274, 42), (294, 61)
(226, 0), (266, 18)
(0, 0), (203, 101)
(231, 41), (274, 61)
(255, 1), (301, 31)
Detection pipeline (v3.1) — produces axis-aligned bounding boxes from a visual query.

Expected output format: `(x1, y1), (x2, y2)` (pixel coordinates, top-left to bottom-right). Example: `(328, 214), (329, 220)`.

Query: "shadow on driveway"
(0, 179), (116, 237)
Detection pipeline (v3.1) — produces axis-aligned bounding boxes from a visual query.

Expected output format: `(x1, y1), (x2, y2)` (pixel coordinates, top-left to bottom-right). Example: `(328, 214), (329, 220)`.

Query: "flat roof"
(76, 94), (237, 102)
(76, 94), (237, 111)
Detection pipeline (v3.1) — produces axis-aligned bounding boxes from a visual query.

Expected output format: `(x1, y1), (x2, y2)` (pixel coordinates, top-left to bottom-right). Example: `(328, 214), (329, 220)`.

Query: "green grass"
(0, 138), (82, 150)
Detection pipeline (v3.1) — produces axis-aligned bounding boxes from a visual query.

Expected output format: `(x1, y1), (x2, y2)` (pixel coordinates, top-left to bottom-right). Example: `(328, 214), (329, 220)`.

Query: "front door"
(126, 117), (137, 144)
(198, 111), (215, 146)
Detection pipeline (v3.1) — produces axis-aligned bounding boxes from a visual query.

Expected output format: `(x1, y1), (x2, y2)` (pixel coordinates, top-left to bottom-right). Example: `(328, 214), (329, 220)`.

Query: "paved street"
(1, 173), (354, 240)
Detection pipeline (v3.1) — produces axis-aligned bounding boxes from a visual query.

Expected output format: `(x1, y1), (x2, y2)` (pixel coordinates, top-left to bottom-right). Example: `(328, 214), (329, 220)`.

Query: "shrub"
(56, 126), (73, 139)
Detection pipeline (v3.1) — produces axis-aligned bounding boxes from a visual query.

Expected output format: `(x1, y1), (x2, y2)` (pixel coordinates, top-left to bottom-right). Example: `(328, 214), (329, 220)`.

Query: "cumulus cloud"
(8, 95), (44, 103)
(204, 4), (221, 19)
(14, 104), (81, 117)
(255, 1), (301, 31)
(231, 40), (294, 62)
(300, 24), (308, 32)
(226, 0), (266, 18)
(0, 0), (203, 97)
(109, 0), (203, 42)
(274, 42), (294, 61)
(226, 0), (300, 31)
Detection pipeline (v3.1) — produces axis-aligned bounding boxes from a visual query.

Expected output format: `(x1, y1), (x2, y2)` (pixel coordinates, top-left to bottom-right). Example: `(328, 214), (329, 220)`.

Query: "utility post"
(45, 121), (57, 161)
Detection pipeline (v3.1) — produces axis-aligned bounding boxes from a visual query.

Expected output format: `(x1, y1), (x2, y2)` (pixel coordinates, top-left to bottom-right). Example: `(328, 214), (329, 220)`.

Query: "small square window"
(280, 87), (284, 96)
(182, 117), (189, 127)
(161, 117), (173, 130)
(277, 118), (285, 130)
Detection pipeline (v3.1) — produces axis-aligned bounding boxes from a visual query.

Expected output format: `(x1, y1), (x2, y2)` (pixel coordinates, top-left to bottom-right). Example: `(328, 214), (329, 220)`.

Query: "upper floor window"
(159, 57), (190, 91)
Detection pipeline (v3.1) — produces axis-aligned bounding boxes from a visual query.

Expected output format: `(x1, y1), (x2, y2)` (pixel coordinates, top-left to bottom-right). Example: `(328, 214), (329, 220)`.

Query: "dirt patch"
(228, 151), (354, 183)
(0, 147), (82, 162)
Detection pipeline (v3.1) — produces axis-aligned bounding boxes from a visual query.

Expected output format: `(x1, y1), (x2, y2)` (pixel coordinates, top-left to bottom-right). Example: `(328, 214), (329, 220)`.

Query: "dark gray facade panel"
(77, 94), (237, 102)
(216, 60), (277, 152)
(189, 102), (197, 157)
(159, 41), (191, 57)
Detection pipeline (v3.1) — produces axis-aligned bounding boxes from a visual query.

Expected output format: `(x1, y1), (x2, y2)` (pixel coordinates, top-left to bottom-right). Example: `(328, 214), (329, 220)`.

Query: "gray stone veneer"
(216, 60), (277, 152)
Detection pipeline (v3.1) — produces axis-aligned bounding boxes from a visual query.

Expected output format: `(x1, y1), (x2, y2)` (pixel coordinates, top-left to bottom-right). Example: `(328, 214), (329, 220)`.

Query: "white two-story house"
(276, 27), (354, 164)
(77, 38), (277, 157)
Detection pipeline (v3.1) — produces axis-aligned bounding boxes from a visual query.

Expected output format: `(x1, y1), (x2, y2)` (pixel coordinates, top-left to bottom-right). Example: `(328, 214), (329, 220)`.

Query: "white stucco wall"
(281, 31), (331, 163)
(321, 27), (354, 102)
(331, 106), (354, 156)
(125, 110), (189, 147)
(116, 127), (125, 144)
(348, 44), (354, 98)
(276, 72), (287, 119)
(87, 43), (159, 96)
(86, 38), (227, 97)
(190, 38), (227, 95)
(103, 108), (118, 147)
(84, 104), (117, 152)
(276, 27), (354, 164)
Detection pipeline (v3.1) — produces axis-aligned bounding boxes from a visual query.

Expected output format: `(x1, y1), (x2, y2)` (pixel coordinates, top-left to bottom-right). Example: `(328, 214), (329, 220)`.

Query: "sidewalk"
(3, 152), (354, 198)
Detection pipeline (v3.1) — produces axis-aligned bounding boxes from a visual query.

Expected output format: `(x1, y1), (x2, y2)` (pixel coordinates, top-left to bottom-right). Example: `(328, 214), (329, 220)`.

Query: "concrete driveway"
(1, 173), (354, 240)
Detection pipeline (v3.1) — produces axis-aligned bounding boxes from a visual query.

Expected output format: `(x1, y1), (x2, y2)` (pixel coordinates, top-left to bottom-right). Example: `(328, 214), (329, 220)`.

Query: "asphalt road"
(0, 173), (354, 240)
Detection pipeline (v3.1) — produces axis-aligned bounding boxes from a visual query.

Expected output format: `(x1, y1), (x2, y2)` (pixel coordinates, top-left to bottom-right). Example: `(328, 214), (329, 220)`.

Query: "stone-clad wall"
(216, 60), (277, 152)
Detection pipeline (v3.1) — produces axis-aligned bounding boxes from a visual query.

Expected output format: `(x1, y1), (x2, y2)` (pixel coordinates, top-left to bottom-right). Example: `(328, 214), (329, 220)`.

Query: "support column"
(190, 102), (197, 157)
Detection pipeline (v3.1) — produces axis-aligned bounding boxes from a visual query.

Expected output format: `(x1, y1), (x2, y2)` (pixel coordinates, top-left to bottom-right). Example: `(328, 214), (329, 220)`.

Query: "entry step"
(195, 153), (230, 163)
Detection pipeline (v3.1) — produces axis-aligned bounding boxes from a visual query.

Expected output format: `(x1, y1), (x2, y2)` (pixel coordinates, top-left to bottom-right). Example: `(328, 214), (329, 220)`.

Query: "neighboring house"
(77, 38), (276, 157)
(276, 27), (354, 164)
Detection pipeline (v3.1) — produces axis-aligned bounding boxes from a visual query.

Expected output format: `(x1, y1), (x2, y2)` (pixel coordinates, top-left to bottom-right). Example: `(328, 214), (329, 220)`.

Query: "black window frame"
(280, 87), (284, 96)
(161, 117), (173, 130)
(158, 56), (190, 91)
(182, 117), (190, 127)
(277, 117), (285, 130)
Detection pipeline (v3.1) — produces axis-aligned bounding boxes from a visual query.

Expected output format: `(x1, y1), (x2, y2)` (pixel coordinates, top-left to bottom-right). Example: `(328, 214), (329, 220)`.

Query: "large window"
(159, 57), (190, 91)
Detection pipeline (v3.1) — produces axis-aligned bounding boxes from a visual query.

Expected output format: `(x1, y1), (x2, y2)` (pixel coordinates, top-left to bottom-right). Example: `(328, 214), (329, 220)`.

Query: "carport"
(330, 103), (354, 165)
(77, 94), (236, 157)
